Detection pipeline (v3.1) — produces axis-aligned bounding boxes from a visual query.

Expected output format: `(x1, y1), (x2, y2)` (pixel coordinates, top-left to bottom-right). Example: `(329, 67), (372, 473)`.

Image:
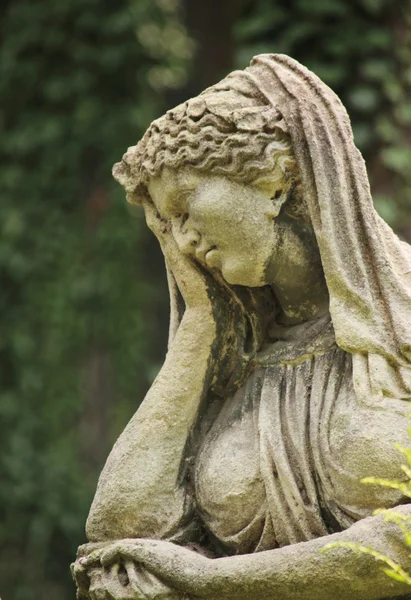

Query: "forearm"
(86, 307), (216, 541)
(128, 507), (411, 600)
(204, 510), (411, 600)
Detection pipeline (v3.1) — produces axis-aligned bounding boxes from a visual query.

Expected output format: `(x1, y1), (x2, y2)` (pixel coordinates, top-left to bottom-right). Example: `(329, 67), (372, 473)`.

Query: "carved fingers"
(79, 538), (210, 595)
(80, 539), (167, 571)
(73, 546), (181, 600)
(142, 199), (170, 243)
(143, 199), (215, 311)
(99, 562), (147, 600)
(77, 541), (114, 558)
(71, 557), (92, 599)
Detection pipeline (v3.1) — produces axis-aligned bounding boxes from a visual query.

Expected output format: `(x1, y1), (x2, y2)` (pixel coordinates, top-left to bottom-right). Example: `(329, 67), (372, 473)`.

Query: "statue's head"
(113, 89), (306, 287)
(112, 53), (411, 397)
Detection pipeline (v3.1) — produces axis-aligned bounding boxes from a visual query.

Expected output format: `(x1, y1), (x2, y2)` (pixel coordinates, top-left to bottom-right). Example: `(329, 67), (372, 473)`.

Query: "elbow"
(85, 484), (187, 542)
(85, 490), (136, 542)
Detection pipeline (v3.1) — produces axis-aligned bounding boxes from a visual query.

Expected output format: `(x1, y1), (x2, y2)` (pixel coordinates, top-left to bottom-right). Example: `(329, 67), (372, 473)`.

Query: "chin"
(221, 263), (265, 287)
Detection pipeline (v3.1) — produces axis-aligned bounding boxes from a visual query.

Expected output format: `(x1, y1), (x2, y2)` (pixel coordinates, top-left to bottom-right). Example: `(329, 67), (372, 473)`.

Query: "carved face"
(147, 167), (290, 287)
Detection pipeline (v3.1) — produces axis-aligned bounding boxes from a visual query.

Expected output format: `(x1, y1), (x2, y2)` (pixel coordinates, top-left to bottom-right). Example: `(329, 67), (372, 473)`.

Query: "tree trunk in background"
(182, 0), (238, 95)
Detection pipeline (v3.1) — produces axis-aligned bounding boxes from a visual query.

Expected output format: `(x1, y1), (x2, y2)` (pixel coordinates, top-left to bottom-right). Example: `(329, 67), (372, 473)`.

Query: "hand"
(81, 538), (212, 597)
(72, 541), (182, 600)
(143, 198), (249, 394)
(142, 199), (217, 312)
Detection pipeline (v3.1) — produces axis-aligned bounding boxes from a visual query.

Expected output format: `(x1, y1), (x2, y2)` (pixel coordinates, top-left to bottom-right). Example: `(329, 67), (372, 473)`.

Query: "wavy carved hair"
(113, 91), (302, 217)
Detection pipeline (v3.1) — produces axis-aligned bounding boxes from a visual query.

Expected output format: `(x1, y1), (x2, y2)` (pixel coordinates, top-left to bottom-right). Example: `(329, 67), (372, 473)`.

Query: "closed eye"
(174, 212), (189, 225)
(171, 212), (189, 231)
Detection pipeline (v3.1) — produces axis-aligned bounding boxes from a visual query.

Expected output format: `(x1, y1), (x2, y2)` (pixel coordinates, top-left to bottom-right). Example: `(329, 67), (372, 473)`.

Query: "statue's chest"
(194, 348), (369, 553)
(194, 390), (267, 554)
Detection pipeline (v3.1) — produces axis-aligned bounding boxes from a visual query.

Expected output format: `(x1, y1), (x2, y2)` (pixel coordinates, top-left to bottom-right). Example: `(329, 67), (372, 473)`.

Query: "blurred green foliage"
(0, 0), (410, 599)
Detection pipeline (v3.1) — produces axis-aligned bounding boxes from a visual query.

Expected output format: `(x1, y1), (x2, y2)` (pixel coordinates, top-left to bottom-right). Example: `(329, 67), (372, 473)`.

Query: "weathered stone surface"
(72, 54), (411, 600)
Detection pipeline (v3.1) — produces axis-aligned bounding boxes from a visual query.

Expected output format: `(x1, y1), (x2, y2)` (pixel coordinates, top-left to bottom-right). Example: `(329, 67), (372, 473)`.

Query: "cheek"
(226, 224), (276, 263)
(193, 212), (230, 243)
(219, 225), (278, 286)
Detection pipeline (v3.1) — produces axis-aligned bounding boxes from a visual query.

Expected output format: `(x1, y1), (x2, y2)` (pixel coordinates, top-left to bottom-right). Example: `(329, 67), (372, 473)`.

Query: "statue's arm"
(86, 305), (216, 542)
(86, 202), (219, 542)
(84, 505), (411, 600)
(204, 508), (411, 600)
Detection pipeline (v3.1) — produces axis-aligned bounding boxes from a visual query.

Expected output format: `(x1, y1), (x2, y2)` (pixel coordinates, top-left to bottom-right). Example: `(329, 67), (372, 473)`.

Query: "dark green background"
(1, 0), (410, 597)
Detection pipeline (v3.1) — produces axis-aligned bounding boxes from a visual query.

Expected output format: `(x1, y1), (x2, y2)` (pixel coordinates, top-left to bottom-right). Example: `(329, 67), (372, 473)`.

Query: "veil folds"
(168, 54), (411, 405)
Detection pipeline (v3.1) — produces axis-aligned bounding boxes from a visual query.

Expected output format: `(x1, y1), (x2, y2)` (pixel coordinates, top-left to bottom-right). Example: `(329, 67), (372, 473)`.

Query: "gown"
(194, 314), (410, 555)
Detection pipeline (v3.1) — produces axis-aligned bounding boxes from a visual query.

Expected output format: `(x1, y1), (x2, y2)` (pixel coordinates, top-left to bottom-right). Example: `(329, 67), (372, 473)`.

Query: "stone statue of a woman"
(72, 54), (411, 600)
